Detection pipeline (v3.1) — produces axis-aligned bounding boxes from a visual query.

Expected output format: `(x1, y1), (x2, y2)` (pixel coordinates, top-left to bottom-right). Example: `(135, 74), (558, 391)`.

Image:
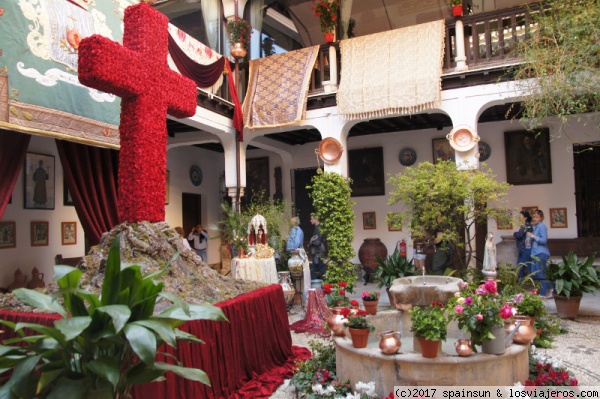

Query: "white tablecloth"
(231, 256), (278, 284)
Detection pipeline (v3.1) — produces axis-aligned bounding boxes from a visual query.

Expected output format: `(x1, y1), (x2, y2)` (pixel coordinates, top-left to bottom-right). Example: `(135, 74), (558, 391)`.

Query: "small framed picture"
(61, 222), (77, 245)
(432, 137), (455, 164)
(24, 152), (55, 210)
(522, 206), (538, 218)
(31, 221), (49, 247)
(387, 213), (402, 231)
(363, 212), (376, 230)
(0, 221), (16, 249)
(496, 217), (513, 230)
(549, 208), (567, 228)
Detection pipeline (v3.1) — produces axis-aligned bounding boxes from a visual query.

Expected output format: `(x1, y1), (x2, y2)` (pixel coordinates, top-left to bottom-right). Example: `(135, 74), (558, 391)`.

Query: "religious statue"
(482, 232), (497, 272)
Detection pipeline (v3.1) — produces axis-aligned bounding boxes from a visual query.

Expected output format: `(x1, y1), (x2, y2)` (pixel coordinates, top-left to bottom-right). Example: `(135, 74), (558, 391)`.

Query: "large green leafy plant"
(0, 235), (227, 399)
(308, 171), (356, 289)
(545, 251), (600, 298)
(375, 248), (418, 289)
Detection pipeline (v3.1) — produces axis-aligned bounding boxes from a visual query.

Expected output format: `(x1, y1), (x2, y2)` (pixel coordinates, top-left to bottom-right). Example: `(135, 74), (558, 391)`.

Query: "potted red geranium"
(361, 290), (380, 315)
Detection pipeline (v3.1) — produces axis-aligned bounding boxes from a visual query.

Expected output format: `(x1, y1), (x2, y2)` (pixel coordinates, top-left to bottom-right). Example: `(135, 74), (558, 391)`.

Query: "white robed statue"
(482, 232), (497, 272)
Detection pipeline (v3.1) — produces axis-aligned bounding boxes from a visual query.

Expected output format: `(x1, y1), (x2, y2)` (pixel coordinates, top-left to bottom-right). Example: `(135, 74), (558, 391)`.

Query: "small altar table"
(232, 256), (278, 284)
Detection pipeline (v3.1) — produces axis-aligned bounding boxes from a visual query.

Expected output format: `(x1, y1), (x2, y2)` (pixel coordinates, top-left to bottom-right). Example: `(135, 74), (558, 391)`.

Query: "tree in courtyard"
(308, 171), (357, 289)
(513, 0), (600, 133)
(387, 161), (511, 270)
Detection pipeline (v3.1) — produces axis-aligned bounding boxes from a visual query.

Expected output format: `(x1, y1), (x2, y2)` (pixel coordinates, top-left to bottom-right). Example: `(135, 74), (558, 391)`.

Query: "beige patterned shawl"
(337, 20), (446, 120)
(243, 46), (319, 129)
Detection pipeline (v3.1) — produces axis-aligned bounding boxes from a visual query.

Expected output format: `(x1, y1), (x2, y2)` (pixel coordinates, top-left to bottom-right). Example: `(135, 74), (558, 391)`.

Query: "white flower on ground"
(312, 383), (337, 396)
(345, 393), (362, 399)
(355, 381), (376, 397)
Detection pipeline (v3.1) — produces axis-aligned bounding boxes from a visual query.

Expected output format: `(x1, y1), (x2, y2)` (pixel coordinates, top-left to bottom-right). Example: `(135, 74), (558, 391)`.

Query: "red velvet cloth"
(0, 285), (310, 398)
(290, 289), (332, 337)
(56, 140), (120, 246)
(0, 131), (30, 219)
(167, 33), (225, 89)
(224, 60), (244, 141)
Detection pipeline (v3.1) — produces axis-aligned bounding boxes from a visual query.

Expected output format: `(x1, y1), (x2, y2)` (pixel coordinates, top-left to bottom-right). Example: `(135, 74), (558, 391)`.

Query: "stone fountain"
(334, 276), (529, 396)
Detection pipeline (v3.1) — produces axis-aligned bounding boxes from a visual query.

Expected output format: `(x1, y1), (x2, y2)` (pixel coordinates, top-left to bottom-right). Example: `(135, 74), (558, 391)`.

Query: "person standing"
(309, 214), (326, 279)
(513, 210), (533, 279)
(286, 216), (304, 251)
(527, 210), (553, 297)
(188, 224), (209, 262)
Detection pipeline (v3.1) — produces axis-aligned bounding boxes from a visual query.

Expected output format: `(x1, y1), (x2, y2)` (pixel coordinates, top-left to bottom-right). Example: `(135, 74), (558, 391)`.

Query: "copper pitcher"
(454, 338), (473, 357)
(326, 307), (347, 337)
(377, 330), (401, 355)
(511, 315), (537, 344)
(27, 267), (46, 289)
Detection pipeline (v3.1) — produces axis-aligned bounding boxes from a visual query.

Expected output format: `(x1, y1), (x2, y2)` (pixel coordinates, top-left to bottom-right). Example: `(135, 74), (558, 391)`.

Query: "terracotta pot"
(348, 327), (370, 348)
(324, 32), (335, 42)
(417, 337), (439, 358)
(451, 4), (463, 17)
(363, 299), (378, 315)
(358, 238), (387, 280)
(326, 307), (347, 337)
(553, 293), (582, 320)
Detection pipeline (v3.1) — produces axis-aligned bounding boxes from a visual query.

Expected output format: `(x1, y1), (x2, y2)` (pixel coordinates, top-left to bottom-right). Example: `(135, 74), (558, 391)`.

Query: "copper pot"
(230, 42), (247, 59)
(511, 315), (537, 344)
(454, 338), (473, 357)
(378, 330), (401, 355)
(27, 267), (45, 289)
(326, 307), (347, 337)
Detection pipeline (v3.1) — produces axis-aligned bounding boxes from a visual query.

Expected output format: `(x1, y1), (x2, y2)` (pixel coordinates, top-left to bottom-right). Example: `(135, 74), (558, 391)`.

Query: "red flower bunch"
(312, 0), (339, 33)
(341, 308), (375, 331)
(226, 17), (252, 48)
(323, 281), (349, 307)
(525, 362), (578, 386)
(350, 299), (359, 307)
(361, 290), (380, 301)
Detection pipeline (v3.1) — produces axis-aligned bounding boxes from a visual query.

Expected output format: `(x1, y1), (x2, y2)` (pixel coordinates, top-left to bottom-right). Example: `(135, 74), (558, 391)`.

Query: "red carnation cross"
(78, 2), (197, 223)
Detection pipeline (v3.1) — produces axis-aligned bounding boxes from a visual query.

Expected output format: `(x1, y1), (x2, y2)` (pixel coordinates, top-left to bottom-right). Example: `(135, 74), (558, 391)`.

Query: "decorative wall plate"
(446, 125), (479, 152)
(399, 147), (417, 166)
(478, 141), (491, 161)
(190, 165), (203, 186)
(318, 137), (343, 164)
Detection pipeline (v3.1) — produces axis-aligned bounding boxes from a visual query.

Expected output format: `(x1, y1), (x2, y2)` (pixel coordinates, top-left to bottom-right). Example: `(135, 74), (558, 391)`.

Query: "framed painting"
(61, 221), (77, 245)
(432, 137), (455, 164)
(387, 213), (402, 231)
(349, 147), (385, 197)
(504, 128), (552, 185)
(549, 208), (567, 228)
(245, 157), (270, 205)
(31, 221), (49, 247)
(496, 217), (513, 230)
(0, 221), (16, 249)
(24, 152), (55, 209)
(363, 212), (376, 230)
(522, 206), (538, 218)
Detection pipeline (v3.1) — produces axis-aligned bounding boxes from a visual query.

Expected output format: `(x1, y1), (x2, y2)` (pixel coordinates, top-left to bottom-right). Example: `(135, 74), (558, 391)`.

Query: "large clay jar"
(8, 268), (27, 291)
(326, 307), (347, 337)
(27, 267), (45, 289)
(358, 238), (387, 282)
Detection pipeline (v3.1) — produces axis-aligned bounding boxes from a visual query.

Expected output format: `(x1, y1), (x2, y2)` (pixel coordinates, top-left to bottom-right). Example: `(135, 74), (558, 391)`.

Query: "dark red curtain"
(55, 140), (119, 246)
(0, 131), (31, 218)
(167, 33), (225, 89)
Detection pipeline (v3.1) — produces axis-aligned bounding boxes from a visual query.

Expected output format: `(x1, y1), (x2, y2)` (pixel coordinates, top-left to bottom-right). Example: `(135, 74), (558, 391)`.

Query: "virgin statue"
(482, 232), (497, 272)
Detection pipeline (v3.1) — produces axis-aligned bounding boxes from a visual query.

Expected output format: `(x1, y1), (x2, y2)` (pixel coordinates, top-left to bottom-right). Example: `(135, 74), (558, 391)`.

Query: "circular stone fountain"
(335, 277), (529, 396)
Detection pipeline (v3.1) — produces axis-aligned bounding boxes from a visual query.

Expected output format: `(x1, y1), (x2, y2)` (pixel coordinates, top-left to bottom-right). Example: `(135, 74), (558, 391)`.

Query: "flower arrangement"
(409, 301), (449, 341)
(361, 290), (380, 301)
(323, 281), (350, 307)
(312, 0), (339, 34)
(226, 17), (252, 48)
(341, 308), (375, 331)
(448, 280), (514, 348)
(231, 235), (248, 251)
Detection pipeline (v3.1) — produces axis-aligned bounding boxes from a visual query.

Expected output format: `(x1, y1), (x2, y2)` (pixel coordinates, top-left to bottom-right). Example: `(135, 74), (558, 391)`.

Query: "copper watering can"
(377, 330), (401, 355)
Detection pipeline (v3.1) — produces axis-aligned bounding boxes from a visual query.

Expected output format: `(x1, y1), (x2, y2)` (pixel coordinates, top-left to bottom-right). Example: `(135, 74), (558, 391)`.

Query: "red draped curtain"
(0, 131), (31, 219)
(55, 140), (119, 246)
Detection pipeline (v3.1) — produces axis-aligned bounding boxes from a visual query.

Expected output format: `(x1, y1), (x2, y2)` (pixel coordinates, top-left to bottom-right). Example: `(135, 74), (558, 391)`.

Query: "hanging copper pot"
(230, 42), (247, 59)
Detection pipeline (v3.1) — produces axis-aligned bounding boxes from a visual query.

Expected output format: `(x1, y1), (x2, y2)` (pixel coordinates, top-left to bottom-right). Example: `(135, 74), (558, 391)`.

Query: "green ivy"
(308, 171), (357, 290)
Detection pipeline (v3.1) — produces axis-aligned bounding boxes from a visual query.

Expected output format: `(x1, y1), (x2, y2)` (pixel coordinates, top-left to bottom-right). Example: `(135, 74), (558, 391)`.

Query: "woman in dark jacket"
(513, 210), (533, 279)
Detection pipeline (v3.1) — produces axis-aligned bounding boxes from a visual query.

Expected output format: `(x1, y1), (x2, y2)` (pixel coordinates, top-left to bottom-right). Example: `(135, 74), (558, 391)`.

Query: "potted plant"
(0, 235), (227, 399)
(322, 281), (350, 307)
(512, 291), (547, 322)
(226, 17), (252, 57)
(311, 0), (339, 42)
(375, 247), (418, 303)
(545, 251), (600, 319)
(361, 290), (380, 315)
(450, 0), (463, 17)
(409, 301), (449, 358)
(447, 280), (514, 354)
(341, 308), (375, 348)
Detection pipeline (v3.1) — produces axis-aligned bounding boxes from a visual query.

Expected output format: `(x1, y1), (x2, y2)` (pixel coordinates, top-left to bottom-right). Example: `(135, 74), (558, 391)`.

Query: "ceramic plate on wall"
(478, 141), (491, 161)
(447, 125), (479, 152)
(318, 138), (343, 164)
(399, 147), (417, 166)
(190, 165), (203, 186)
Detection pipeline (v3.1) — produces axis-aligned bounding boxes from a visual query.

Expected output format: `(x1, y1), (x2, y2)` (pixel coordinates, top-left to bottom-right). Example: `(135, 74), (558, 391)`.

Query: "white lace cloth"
(232, 256), (278, 284)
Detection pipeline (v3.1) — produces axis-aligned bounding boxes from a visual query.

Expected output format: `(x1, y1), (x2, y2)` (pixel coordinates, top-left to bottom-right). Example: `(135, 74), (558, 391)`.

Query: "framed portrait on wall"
(24, 153), (55, 209)
(363, 212), (376, 229)
(549, 208), (567, 228)
(432, 137), (455, 164)
(61, 222), (77, 245)
(245, 157), (270, 205)
(0, 221), (16, 249)
(349, 147), (385, 197)
(504, 129), (552, 185)
(31, 221), (49, 246)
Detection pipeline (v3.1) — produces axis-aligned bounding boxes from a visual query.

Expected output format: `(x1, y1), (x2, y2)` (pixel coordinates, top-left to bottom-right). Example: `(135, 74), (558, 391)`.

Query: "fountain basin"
(335, 310), (529, 396)
(389, 275), (463, 307)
